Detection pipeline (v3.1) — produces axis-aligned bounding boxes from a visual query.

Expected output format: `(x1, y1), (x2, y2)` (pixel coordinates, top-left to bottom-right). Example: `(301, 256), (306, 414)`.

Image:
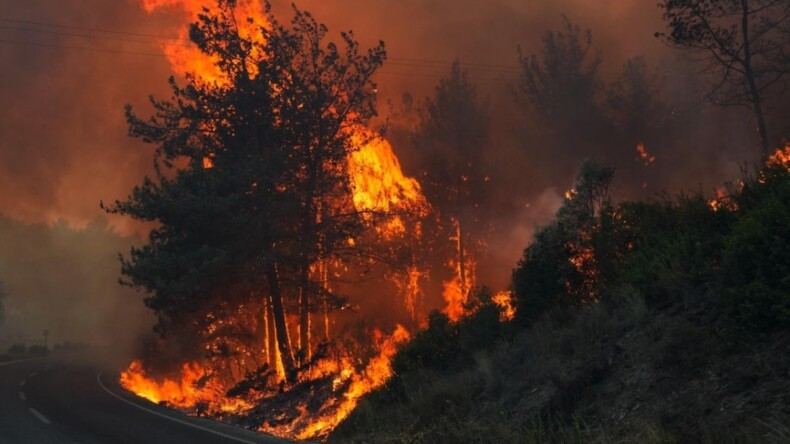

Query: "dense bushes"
(618, 194), (732, 308)
(512, 159), (790, 334)
(392, 287), (506, 374)
(513, 161), (626, 325)
(335, 160), (790, 443)
(720, 166), (790, 330)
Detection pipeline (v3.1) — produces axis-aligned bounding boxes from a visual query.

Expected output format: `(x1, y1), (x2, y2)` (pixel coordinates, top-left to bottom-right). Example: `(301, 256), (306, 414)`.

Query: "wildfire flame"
(768, 144), (790, 169)
(709, 186), (732, 212)
(348, 130), (424, 215)
(141, 0), (268, 85)
(442, 219), (475, 322)
(442, 274), (470, 322)
(287, 325), (411, 440)
(492, 291), (516, 322)
(709, 145), (789, 211)
(348, 128), (428, 236)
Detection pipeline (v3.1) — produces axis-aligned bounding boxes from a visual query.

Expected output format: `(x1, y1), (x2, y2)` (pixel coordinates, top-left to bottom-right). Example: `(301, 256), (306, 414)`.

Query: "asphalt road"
(0, 352), (290, 444)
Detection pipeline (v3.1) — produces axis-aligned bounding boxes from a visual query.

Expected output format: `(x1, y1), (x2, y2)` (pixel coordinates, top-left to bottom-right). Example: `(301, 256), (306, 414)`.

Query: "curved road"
(0, 352), (290, 444)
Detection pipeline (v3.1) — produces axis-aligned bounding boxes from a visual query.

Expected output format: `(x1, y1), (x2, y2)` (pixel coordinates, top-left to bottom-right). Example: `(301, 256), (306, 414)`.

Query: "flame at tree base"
(119, 360), (251, 414)
(278, 325), (411, 440)
(118, 325), (411, 440)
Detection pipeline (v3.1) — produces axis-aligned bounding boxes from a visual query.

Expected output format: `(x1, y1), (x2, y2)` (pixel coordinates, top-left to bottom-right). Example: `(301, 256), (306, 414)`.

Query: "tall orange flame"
(141, 0), (268, 85)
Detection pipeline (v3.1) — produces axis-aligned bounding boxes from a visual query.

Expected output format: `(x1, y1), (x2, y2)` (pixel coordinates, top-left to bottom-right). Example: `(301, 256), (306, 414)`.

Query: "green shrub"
(392, 288), (506, 375)
(721, 166), (790, 331)
(618, 194), (731, 307)
(513, 223), (576, 324)
(392, 310), (458, 373)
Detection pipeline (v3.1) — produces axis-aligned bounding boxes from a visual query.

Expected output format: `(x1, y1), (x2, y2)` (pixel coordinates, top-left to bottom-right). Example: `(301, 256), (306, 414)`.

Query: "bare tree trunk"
(298, 263), (311, 363)
(321, 261), (330, 342)
(265, 296), (277, 370)
(255, 298), (269, 367)
(266, 262), (296, 383)
(741, 0), (771, 159)
(457, 219), (468, 298)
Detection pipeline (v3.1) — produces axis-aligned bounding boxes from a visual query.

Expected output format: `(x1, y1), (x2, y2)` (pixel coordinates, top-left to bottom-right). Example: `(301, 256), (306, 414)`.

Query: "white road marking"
(19, 379), (26, 387)
(29, 372), (37, 378)
(0, 357), (46, 368)
(28, 408), (51, 425)
(19, 391), (26, 401)
(96, 372), (258, 444)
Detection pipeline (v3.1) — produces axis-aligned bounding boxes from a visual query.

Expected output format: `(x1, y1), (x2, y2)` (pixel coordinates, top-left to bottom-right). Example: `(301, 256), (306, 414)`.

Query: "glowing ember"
(636, 143), (656, 166)
(711, 145), (790, 211)
(709, 186), (729, 212)
(567, 234), (598, 301)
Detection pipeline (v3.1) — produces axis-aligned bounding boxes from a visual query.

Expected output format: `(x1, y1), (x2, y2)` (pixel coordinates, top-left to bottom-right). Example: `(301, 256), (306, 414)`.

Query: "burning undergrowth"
(122, 324), (411, 440)
(111, 0), (505, 440)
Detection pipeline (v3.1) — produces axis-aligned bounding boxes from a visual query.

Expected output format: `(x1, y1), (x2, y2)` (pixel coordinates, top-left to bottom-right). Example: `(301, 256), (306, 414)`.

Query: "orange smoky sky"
(0, 0), (670, 237)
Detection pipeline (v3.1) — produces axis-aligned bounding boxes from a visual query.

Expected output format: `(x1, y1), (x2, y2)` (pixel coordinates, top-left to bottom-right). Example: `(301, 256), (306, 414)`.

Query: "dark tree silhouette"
(512, 161), (621, 323)
(658, 0), (790, 159)
(606, 57), (668, 146)
(516, 18), (606, 147)
(106, 0), (385, 382)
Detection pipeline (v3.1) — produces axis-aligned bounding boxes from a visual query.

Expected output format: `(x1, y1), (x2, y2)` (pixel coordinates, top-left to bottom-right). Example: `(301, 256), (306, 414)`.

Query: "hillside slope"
(331, 156), (790, 443)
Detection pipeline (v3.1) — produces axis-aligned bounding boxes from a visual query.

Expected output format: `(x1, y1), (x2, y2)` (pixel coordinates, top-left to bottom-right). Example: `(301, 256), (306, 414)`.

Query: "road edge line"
(28, 408), (51, 425)
(0, 356), (48, 368)
(96, 371), (258, 444)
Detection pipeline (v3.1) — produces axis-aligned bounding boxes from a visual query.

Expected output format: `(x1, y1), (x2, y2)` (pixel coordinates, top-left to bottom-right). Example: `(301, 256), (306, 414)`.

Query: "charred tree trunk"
(266, 262), (296, 382)
(298, 263), (311, 363)
(265, 296), (277, 370)
(256, 295), (268, 367)
(457, 219), (468, 298)
(298, 150), (319, 364)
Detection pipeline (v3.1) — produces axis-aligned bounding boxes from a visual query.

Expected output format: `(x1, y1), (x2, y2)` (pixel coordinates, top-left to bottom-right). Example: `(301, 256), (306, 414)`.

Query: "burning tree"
(512, 161), (625, 323)
(414, 61), (491, 321)
(107, 1), (427, 437)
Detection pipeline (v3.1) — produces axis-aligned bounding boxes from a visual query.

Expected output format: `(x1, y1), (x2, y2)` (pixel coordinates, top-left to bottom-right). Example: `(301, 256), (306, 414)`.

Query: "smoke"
(0, 0), (174, 235)
(0, 0), (777, 331)
(0, 214), (153, 356)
